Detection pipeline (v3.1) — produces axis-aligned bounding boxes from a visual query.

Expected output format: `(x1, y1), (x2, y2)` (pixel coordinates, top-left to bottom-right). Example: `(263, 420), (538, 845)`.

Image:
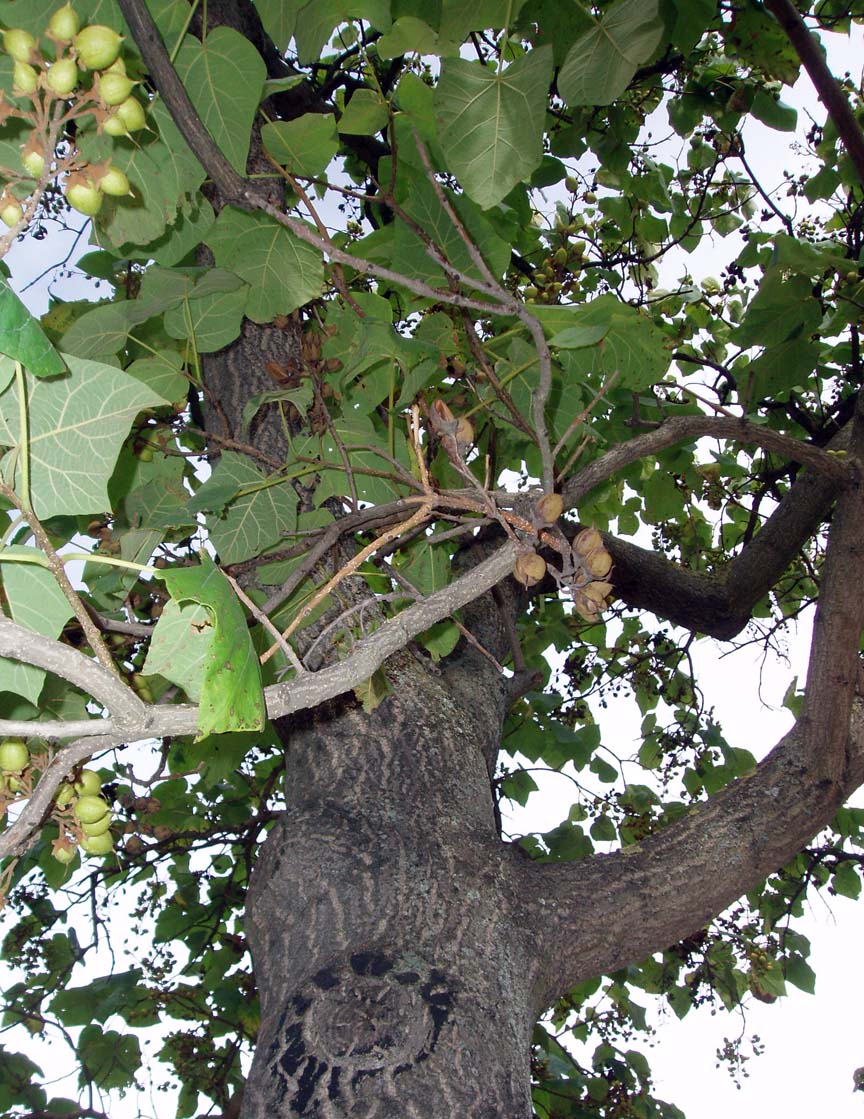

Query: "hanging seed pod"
(513, 552), (547, 587)
(574, 526), (603, 556)
(583, 545), (612, 578)
(535, 492), (564, 524)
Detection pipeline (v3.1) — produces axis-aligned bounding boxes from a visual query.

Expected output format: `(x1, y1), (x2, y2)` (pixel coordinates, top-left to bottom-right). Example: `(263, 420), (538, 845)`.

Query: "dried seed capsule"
(514, 552), (547, 587)
(535, 492), (564, 524)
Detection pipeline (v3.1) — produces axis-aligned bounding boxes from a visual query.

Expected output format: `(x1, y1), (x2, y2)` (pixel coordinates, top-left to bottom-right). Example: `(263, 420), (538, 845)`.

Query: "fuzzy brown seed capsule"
(535, 492), (564, 524)
(454, 415), (474, 447)
(513, 552), (547, 587)
(583, 546), (612, 578)
(574, 526), (603, 555)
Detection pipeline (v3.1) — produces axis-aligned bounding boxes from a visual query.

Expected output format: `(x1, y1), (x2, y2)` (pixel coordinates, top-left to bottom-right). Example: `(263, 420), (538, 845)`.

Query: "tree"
(1, 0), (864, 1114)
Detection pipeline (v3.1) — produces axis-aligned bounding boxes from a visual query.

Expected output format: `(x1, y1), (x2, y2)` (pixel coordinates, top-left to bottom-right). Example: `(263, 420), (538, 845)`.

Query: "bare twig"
(224, 573), (306, 674)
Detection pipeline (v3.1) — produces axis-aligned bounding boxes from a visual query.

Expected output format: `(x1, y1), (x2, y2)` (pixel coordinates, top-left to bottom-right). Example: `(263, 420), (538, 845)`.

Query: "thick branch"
(519, 410), (864, 1006)
(0, 618), (146, 731)
(520, 699), (864, 1010)
(0, 539), (520, 739)
(764, 0), (864, 187)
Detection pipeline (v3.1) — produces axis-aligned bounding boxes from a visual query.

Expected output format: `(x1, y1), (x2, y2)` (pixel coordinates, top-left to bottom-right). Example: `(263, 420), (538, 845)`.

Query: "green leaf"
(206, 207), (324, 321)
(438, 0), (528, 39)
(745, 336), (820, 400)
(143, 599), (213, 701)
(254, 0), (306, 50)
(77, 1026), (141, 1091)
(785, 955), (816, 994)
(195, 452), (297, 565)
(294, 0), (392, 62)
(550, 323), (611, 350)
(737, 272), (821, 348)
(500, 768), (538, 807)
(262, 115), (339, 177)
(353, 668), (392, 712)
(435, 47), (553, 210)
(176, 27), (266, 174)
(534, 296), (672, 390)
(558, 0), (664, 106)
(391, 175), (511, 287)
(419, 619), (460, 660)
(50, 971), (155, 1027)
(0, 547), (75, 704)
(0, 278), (66, 378)
(339, 88), (390, 135)
(125, 349), (187, 404)
(377, 16), (459, 58)
(751, 90), (797, 132)
(163, 269), (248, 353)
(0, 355), (165, 518)
(160, 553), (266, 735)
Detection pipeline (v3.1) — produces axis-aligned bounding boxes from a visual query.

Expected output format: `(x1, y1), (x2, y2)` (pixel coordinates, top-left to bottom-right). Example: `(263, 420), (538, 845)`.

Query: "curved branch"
(764, 0), (864, 188)
(115, 0), (521, 320)
(519, 403), (864, 1007)
(561, 414), (850, 509)
(0, 734), (125, 860)
(0, 618), (146, 731)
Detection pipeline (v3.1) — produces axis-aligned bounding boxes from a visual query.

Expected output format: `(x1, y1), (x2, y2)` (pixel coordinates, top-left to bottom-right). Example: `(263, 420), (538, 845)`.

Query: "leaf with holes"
(160, 552), (265, 735)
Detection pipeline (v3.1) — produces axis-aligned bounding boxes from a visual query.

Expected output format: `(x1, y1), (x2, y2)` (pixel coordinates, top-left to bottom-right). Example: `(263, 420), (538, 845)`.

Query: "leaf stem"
(13, 361), (31, 512)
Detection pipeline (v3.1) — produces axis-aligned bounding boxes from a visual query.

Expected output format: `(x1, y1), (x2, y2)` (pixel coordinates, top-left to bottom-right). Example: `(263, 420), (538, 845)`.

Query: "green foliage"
(0, 0), (863, 1116)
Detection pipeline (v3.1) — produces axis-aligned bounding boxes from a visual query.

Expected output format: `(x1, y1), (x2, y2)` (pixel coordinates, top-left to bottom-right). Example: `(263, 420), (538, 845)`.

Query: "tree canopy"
(1, 0), (864, 1116)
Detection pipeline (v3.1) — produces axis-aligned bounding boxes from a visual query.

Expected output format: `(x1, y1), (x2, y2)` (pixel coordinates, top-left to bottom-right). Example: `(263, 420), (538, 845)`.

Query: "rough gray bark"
(110, 2), (864, 1115)
(245, 651), (540, 1118)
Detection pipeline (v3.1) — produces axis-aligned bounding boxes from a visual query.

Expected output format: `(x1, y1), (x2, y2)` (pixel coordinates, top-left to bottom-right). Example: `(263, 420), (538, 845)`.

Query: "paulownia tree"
(1, 0), (864, 1115)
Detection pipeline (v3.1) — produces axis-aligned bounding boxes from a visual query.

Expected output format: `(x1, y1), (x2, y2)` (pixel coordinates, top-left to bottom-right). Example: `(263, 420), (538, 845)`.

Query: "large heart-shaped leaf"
(558, 0), (664, 106)
(206, 207), (324, 321)
(175, 26), (266, 174)
(0, 354), (164, 518)
(435, 47), (552, 210)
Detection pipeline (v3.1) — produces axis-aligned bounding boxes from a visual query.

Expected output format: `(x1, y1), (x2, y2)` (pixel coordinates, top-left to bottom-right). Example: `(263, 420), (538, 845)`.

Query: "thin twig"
(0, 482), (121, 676)
(224, 572), (306, 674)
(263, 502), (435, 660)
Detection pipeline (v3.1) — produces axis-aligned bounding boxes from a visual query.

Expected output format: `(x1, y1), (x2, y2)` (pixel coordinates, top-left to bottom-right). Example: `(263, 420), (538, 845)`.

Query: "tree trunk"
(244, 649), (540, 1118)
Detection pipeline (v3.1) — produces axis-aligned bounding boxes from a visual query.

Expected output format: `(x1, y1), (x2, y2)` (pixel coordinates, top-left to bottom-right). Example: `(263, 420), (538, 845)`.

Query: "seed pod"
(0, 198), (24, 227)
(97, 164), (130, 196)
(514, 552), (547, 587)
(49, 3), (81, 40)
(3, 28), (37, 63)
(81, 830), (114, 855)
(454, 415), (474, 448)
(535, 492), (563, 524)
(583, 546), (612, 578)
(103, 94), (146, 134)
(74, 23), (122, 69)
(44, 56), (79, 95)
(12, 60), (39, 94)
(65, 172), (103, 216)
(97, 69), (134, 105)
(74, 794), (110, 823)
(574, 526), (603, 556)
(582, 580), (613, 604)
